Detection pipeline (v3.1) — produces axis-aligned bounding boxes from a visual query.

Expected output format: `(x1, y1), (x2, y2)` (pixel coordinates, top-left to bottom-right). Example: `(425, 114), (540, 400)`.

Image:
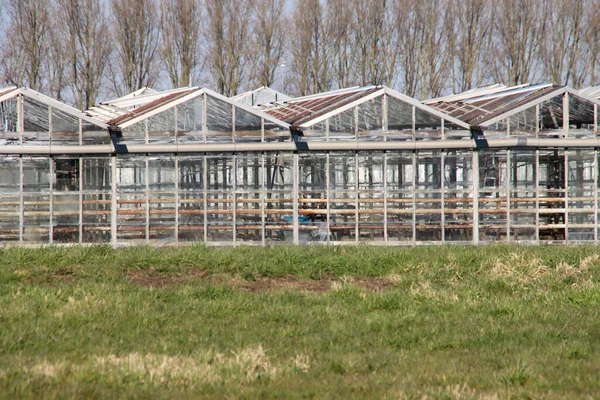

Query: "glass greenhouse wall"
(1, 85), (600, 246)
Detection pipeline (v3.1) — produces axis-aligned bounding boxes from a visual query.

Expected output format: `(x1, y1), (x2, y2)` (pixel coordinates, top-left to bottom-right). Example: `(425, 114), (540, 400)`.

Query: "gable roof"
(261, 85), (470, 129)
(426, 83), (600, 128)
(95, 87), (290, 130)
(0, 87), (108, 130)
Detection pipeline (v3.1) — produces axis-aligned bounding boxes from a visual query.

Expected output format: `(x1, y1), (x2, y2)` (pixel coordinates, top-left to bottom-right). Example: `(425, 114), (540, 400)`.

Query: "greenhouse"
(0, 83), (600, 246)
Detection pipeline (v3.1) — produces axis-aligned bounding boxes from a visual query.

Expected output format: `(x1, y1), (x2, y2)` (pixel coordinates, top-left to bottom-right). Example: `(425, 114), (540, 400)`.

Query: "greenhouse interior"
(0, 83), (599, 246)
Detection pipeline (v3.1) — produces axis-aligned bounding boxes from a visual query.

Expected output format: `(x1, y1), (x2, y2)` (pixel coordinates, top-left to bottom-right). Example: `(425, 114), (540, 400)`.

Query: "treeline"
(1, 0), (599, 109)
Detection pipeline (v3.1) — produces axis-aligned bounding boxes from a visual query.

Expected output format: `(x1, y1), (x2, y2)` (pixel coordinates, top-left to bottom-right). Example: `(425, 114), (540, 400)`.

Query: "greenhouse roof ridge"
(231, 86), (291, 106)
(86, 87), (196, 122)
(104, 87), (290, 130)
(580, 86), (600, 99)
(261, 85), (470, 130)
(0, 86), (108, 129)
(427, 83), (600, 127)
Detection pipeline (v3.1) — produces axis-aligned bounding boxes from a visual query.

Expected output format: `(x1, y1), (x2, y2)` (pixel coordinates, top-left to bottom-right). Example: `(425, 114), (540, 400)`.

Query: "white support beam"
(595, 104), (598, 135)
(441, 151), (446, 243)
(145, 157), (150, 243)
(326, 153), (331, 244)
(232, 154), (237, 245)
(49, 157), (54, 245)
(595, 149), (598, 243)
(383, 152), (388, 242)
(506, 149), (511, 241)
(111, 155), (117, 247)
(563, 93), (570, 138)
(203, 156), (208, 244)
(355, 152), (359, 243)
(79, 156), (83, 244)
(175, 155), (179, 245)
(565, 151), (569, 243)
(535, 150), (540, 244)
(261, 153), (266, 246)
(412, 151), (417, 244)
(472, 150), (479, 244)
(19, 157), (24, 245)
(293, 153), (299, 244)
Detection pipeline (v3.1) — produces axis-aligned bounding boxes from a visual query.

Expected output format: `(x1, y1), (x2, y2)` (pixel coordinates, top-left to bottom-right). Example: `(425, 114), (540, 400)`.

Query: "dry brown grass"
(16, 345), (311, 387)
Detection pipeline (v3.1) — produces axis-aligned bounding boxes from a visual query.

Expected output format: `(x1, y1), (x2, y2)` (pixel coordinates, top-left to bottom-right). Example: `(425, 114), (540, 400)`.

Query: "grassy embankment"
(1, 245), (600, 398)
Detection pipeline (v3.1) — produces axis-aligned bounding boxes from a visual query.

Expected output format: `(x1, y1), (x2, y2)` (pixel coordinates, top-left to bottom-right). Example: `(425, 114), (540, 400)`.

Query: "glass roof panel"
(177, 96), (203, 143)
(23, 97), (49, 144)
(206, 94), (233, 143)
(51, 108), (80, 144)
(0, 97), (18, 143)
(234, 106), (261, 142)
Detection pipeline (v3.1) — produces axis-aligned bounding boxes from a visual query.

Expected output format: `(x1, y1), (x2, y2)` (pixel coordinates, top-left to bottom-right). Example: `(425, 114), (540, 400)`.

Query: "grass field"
(2, 245), (600, 399)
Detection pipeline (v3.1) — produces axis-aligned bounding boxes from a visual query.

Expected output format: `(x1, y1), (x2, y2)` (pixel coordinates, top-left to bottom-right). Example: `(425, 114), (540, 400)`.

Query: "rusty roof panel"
(426, 84), (565, 126)
(107, 88), (200, 127)
(263, 87), (381, 126)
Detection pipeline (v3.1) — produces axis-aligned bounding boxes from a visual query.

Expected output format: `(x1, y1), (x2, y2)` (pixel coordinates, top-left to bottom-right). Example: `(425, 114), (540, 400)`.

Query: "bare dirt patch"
(231, 276), (333, 293)
(128, 269), (400, 292)
(128, 269), (209, 288)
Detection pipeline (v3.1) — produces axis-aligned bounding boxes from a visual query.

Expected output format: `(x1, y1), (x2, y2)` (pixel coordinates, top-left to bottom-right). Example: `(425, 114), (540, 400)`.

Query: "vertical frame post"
(175, 155), (179, 245)
(594, 149), (598, 242)
(261, 153), (266, 246)
(355, 152), (359, 243)
(565, 150), (569, 243)
(111, 155), (117, 247)
(472, 150), (480, 244)
(382, 94), (388, 142)
(145, 157), (150, 243)
(232, 153), (237, 245)
(79, 156), (83, 244)
(441, 150), (446, 243)
(383, 152), (388, 242)
(563, 93), (569, 138)
(203, 155), (208, 244)
(506, 149), (511, 241)
(326, 153), (331, 243)
(19, 157), (24, 246)
(412, 151), (417, 244)
(535, 149), (540, 244)
(293, 153), (299, 244)
(49, 157), (54, 244)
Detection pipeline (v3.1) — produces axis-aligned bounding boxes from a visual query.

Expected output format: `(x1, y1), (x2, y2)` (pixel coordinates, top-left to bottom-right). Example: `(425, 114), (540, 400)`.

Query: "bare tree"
(204, 0), (254, 96)
(540, 0), (588, 87)
(290, 0), (329, 96)
(415, 0), (451, 98)
(448, 0), (493, 92)
(325, 0), (357, 89)
(56, 0), (112, 109)
(1, 0), (51, 91)
(584, 0), (600, 86)
(392, 0), (423, 97)
(351, 0), (396, 87)
(247, 0), (286, 89)
(161, 0), (203, 88)
(492, 0), (545, 85)
(45, 7), (69, 101)
(109, 0), (162, 95)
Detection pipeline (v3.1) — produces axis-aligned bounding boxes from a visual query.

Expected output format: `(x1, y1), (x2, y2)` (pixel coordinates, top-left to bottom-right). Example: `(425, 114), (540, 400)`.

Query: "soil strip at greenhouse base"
(127, 269), (400, 292)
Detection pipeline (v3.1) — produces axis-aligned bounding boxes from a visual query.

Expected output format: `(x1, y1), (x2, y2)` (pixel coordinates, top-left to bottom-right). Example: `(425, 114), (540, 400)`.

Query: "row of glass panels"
(0, 149), (597, 245)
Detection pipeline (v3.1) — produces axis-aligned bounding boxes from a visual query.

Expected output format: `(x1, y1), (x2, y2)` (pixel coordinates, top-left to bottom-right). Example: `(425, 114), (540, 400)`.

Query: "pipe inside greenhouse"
(4, 138), (600, 154)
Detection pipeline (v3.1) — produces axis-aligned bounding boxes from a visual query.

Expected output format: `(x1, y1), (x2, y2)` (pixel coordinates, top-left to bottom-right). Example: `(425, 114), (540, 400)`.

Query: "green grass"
(2, 245), (600, 398)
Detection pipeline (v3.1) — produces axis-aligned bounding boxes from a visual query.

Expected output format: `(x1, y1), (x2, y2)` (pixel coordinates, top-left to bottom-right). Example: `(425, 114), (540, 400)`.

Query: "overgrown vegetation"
(2, 245), (600, 398)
